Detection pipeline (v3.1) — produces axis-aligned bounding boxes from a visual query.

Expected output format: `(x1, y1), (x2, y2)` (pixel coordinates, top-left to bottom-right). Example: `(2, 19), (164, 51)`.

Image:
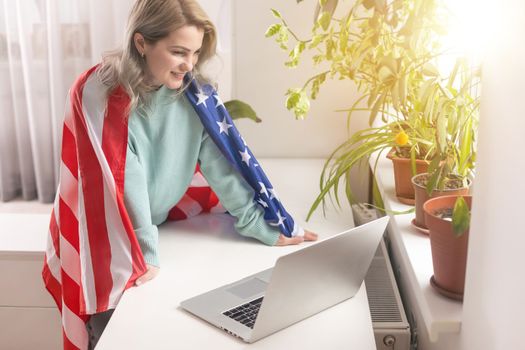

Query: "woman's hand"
(135, 264), (160, 286)
(275, 230), (318, 246)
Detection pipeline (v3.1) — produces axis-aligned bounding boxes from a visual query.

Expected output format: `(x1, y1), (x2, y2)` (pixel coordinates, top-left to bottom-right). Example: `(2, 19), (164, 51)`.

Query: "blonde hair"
(97, 0), (217, 111)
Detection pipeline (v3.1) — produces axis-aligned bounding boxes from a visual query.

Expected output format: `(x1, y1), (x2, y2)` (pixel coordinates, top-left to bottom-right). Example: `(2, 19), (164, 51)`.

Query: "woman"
(104, 0), (317, 287)
(44, 1), (317, 349)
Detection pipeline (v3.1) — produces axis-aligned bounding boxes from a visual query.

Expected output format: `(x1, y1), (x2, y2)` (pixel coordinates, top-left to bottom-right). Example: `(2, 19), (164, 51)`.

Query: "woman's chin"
(165, 79), (184, 90)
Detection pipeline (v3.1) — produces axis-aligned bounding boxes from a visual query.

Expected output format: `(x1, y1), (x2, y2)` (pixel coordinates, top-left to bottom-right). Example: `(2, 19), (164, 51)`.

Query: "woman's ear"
(134, 32), (146, 56)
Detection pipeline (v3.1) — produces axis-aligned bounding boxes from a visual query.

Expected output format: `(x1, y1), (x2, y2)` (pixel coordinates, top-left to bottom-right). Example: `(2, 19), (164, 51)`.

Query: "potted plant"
(423, 195), (471, 300)
(411, 173), (470, 233)
(266, 0), (479, 218)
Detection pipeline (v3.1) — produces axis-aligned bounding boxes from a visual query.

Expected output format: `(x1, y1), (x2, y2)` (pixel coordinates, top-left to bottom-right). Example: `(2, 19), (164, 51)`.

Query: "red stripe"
(166, 166), (223, 221)
(186, 186), (219, 212)
(102, 86), (130, 182)
(61, 122), (78, 179)
(104, 86), (147, 285)
(49, 209), (61, 258)
(61, 268), (90, 327)
(72, 68), (113, 313)
(42, 258), (63, 312)
(167, 206), (188, 221)
(59, 198), (79, 251)
(207, 191), (220, 211)
(62, 329), (82, 350)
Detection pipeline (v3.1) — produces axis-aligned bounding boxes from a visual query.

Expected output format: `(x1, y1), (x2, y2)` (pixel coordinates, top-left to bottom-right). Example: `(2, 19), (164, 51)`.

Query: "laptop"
(180, 216), (389, 343)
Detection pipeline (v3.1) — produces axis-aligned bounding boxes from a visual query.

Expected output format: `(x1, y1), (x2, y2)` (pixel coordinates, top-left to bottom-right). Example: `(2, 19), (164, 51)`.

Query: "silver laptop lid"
(249, 216), (388, 342)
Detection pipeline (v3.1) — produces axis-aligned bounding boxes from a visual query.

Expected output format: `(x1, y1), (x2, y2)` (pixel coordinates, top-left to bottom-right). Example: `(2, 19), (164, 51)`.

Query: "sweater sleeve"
(198, 132), (281, 246)
(123, 144), (160, 267)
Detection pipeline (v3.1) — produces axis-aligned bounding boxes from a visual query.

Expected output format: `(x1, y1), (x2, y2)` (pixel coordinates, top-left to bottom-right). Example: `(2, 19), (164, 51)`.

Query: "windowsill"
(372, 152), (463, 342)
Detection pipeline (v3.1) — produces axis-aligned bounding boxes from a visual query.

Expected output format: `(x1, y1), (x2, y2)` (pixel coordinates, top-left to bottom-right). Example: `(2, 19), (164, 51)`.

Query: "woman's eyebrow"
(168, 45), (201, 52)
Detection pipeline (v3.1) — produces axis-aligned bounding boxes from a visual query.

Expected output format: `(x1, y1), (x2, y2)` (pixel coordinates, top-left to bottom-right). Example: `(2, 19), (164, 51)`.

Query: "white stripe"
(79, 72), (131, 313)
(189, 172), (210, 187)
(80, 73), (120, 201)
(59, 233), (81, 286)
(103, 184), (133, 309)
(80, 73), (106, 145)
(45, 229), (62, 284)
(59, 160), (78, 219)
(210, 202), (226, 214)
(63, 91), (75, 142)
(62, 302), (88, 350)
(53, 184), (60, 227)
(80, 71), (121, 213)
(77, 171), (97, 314)
(46, 193), (62, 284)
(175, 194), (204, 217)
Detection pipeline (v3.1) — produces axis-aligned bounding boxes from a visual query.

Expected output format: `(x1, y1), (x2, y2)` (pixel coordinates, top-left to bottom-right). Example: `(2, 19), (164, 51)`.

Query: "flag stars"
(259, 182), (268, 197)
(240, 149), (251, 166)
(214, 94), (224, 108)
(196, 90), (209, 106)
(217, 118), (233, 135)
(270, 211), (286, 227)
(257, 198), (268, 208)
(269, 188), (280, 201)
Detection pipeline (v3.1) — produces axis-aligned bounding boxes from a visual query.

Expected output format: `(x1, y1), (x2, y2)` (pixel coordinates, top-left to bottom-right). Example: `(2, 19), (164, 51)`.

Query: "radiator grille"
(365, 247), (403, 323)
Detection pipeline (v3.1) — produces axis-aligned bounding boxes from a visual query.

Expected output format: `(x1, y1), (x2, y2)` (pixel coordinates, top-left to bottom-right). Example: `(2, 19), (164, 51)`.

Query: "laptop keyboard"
(222, 296), (264, 329)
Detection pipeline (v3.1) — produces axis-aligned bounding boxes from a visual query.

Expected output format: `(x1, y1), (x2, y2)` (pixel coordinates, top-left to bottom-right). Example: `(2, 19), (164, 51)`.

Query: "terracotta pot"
(412, 173), (470, 232)
(387, 151), (429, 205)
(424, 195), (472, 300)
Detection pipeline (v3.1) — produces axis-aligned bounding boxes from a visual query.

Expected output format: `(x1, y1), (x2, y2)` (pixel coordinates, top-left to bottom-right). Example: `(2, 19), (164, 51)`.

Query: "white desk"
(98, 159), (376, 350)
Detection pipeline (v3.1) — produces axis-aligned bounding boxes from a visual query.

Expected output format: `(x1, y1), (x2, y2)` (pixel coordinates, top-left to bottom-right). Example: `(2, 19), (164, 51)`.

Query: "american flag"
(185, 78), (302, 237)
(42, 66), (300, 349)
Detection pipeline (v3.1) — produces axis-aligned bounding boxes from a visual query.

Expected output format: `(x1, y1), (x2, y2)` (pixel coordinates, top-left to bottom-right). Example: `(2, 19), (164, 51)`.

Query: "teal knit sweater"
(123, 86), (280, 266)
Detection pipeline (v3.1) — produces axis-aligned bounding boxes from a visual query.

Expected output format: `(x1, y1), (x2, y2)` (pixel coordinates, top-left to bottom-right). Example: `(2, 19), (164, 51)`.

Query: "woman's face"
(136, 25), (204, 89)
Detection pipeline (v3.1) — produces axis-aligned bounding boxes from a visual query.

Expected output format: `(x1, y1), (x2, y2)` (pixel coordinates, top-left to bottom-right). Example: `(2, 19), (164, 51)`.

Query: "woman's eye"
(172, 51), (185, 56)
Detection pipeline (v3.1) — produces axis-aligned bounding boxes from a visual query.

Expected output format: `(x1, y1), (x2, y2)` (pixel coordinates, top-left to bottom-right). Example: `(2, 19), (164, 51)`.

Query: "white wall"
(460, 1), (525, 349)
(231, 0), (367, 159)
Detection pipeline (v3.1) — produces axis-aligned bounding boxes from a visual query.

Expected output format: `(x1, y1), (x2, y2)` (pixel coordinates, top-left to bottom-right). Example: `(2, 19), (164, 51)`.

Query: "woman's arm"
(198, 131), (317, 245)
(123, 144), (161, 267)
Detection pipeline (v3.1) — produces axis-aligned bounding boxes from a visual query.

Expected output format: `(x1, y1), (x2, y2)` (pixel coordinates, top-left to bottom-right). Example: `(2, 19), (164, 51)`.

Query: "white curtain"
(0, 0), (232, 203)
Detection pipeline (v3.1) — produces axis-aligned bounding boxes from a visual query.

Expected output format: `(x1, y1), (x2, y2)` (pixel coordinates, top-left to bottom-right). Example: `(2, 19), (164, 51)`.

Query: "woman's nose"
(181, 57), (193, 72)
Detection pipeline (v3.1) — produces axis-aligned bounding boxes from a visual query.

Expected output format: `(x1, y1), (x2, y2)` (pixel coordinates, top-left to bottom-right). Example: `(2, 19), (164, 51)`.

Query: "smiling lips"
(172, 72), (185, 79)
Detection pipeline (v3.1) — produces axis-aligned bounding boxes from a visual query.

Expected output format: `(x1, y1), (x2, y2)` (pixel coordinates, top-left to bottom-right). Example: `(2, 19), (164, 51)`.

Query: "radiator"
(353, 204), (411, 350)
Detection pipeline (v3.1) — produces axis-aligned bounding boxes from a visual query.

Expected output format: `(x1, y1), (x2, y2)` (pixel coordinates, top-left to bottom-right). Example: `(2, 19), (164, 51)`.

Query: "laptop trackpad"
(227, 278), (267, 299)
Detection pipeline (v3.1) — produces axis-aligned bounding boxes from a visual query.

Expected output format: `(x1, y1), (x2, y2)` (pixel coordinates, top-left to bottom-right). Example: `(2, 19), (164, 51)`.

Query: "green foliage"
(452, 196), (470, 237)
(267, 0), (480, 219)
(225, 100), (262, 123)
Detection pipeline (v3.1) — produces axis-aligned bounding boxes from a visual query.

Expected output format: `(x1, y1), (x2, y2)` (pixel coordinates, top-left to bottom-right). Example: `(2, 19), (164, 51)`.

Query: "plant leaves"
(452, 196), (470, 237)
(458, 117), (473, 175)
(265, 23), (282, 38)
(436, 108), (447, 154)
(314, 0), (339, 25)
(271, 9), (282, 19)
(369, 94), (384, 126)
(317, 11), (332, 31)
(422, 63), (439, 77)
(224, 100), (262, 123)
(286, 89), (310, 119)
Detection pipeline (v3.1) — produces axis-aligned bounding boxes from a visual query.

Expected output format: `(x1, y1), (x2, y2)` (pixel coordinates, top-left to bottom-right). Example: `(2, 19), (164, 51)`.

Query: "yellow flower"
(395, 131), (409, 146)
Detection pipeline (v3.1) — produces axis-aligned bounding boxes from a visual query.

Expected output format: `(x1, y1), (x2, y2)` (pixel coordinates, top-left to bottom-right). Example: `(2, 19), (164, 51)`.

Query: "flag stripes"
(43, 67), (225, 349)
